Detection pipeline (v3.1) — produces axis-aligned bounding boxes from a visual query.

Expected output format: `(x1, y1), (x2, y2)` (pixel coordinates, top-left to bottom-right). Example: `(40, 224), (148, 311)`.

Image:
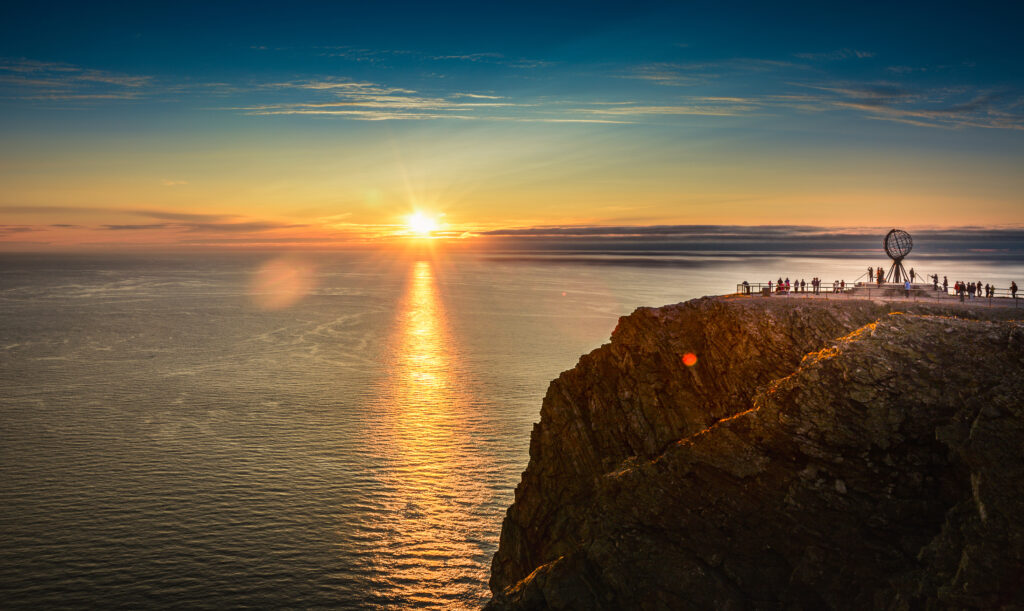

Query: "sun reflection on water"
(357, 259), (495, 608)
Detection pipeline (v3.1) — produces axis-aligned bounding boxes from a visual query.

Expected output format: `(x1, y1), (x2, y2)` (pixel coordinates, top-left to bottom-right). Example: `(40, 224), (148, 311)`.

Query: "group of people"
(745, 274), (1019, 301)
(868, 265), (918, 285)
(762, 277), (843, 294)
(950, 279), (1018, 301)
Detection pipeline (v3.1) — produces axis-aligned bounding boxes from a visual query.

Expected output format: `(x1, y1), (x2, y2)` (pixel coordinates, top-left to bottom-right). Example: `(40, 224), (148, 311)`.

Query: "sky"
(1, 1), (1023, 251)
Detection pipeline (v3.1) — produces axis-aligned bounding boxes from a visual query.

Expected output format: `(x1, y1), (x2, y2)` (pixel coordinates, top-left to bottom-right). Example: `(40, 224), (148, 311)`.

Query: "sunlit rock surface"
(488, 297), (1024, 609)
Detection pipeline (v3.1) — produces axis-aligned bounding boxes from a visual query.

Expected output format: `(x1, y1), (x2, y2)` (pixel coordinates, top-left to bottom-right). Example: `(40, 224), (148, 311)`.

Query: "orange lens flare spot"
(682, 353), (698, 367)
(250, 258), (315, 310)
(561, 292), (567, 296)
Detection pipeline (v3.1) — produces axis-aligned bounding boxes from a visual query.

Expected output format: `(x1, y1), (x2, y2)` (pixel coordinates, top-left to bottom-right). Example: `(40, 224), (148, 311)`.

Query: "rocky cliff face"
(488, 297), (1024, 609)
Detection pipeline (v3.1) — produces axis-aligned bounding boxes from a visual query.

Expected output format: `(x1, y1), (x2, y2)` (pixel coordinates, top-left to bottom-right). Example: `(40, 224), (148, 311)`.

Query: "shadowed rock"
(488, 297), (1024, 609)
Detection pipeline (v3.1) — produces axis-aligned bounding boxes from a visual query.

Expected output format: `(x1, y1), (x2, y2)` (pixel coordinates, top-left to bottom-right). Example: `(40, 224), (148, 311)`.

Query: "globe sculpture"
(884, 228), (913, 283)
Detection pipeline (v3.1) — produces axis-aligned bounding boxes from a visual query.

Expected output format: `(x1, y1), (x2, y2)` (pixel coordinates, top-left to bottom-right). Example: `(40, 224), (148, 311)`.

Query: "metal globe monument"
(884, 228), (913, 283)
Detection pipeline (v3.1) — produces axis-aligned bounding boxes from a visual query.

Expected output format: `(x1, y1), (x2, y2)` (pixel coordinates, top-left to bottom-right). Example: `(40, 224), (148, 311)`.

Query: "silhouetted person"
(943, 276), (948, 293)
(800, 279), (806, 293)
(868, 266), (873, 283)
(1012, 281), (1018, 299)
(932, 274), (938, 289)
(910, 267), (916, 282)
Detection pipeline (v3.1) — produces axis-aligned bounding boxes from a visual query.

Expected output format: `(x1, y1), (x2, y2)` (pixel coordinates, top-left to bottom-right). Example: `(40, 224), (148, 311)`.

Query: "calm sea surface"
(2, 252), (1021, 608)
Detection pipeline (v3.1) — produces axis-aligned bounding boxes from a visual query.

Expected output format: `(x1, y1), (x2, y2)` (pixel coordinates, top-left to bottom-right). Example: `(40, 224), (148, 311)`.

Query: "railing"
(734, 280), (1020, 307)
(942, 286), (1018, 299)
(735, 281), (854, 296)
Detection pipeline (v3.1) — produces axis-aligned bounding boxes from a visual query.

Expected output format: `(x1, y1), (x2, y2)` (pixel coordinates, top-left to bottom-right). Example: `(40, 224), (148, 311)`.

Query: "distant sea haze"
(1, 250), (1021, 608)
(476, 226), (1024, 262)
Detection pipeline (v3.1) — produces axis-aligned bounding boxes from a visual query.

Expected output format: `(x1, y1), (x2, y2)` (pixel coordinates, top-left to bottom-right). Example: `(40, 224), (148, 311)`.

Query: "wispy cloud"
(135, 210), (236, 222)
(575, 98), (762, 118)
(0, 206), (292, 232)
(885, 65), (927, 75)
(309, 45), (551, 69)
(431, 52), (551, 69)
(0, 58), (152, 101)
(433, 52), (504, 62)
(794, 48), (876, 61)
(791, 82), (1024, 130)
(5, 51), (1019, 132)
(620, 58), (801, 87)
(620, 63), (707, 86)
(451, 93), (504, 99)
(102, 224), (170, 231)
(236, 78), (520, 119)
(0, 225), (37, 236)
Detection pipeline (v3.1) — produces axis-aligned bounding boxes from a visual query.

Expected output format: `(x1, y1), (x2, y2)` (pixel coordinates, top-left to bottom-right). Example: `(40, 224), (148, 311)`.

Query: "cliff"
(488, 297), (1024, 609)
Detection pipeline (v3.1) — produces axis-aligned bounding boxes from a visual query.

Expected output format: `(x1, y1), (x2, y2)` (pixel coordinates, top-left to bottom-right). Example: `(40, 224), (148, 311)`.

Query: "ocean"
(2, 251), (1021, 608)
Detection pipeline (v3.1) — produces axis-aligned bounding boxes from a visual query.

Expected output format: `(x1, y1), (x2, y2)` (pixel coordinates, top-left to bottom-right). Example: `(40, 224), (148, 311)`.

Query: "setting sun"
(408, 212), (439, 236)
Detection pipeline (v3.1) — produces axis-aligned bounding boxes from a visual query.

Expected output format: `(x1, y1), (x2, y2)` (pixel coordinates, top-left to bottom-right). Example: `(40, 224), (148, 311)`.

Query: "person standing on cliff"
(1012, 281), (1018, 299)
(904, 278), (911, 298)
(943, 276), (948, 293)
(910, 268), (916, 283)
(868, 266), (873, 283)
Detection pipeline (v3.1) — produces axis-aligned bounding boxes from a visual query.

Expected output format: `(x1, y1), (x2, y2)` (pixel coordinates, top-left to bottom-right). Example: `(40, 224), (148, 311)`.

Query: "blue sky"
(1, 1), (1022, 249)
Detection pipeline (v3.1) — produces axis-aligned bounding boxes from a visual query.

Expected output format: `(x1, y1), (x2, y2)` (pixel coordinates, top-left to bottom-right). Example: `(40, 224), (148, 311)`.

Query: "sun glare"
(407, 212), (439, 236)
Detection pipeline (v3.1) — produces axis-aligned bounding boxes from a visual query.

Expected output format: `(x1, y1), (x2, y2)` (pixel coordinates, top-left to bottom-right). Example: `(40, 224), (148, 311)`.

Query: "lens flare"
(249, 257), (315, 310)
(682, 352), (698, 367)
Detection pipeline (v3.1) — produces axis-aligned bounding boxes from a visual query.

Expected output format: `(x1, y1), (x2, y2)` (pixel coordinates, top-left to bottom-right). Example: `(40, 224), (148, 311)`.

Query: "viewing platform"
(734, 281), (1021, 309)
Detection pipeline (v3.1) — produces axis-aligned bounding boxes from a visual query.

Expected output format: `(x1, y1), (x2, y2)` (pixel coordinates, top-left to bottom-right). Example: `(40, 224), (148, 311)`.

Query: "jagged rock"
(488, 297), (1024, 609)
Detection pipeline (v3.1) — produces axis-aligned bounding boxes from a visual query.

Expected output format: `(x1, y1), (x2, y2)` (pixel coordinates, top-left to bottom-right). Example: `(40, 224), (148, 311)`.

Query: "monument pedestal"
(848, 283), (948, 299)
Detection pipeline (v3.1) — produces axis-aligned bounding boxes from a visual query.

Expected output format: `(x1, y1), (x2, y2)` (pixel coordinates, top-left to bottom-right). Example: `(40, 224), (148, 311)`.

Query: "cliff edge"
(488, 297), (1024, 609)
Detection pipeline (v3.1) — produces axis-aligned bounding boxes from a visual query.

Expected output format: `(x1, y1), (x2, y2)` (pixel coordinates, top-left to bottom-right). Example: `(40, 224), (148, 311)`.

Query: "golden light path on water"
(360, 259), (497, 608)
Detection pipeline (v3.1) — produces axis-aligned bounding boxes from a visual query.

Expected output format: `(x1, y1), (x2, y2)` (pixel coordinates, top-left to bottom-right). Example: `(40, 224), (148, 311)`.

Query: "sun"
(407, 212), (439, 236)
